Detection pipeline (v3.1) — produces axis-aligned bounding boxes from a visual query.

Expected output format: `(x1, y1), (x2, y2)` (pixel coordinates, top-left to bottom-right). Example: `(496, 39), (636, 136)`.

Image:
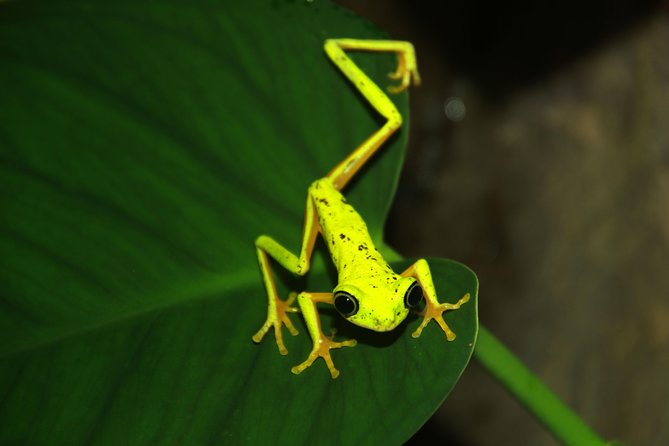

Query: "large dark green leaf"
(0, 1), (478, 444)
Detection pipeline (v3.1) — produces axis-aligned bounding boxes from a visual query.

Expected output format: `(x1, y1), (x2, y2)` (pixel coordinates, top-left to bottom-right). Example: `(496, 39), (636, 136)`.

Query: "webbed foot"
(291, 332), (357, 379)
(252, 292), (300, 355)
(411, 293), (470, 340)
(387, 43), (421, 93)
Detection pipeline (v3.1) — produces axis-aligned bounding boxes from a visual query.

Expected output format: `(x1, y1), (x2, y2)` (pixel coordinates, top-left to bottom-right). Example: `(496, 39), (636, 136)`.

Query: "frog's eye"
(334, 291), (359, 317)
(404, 281), (424, 309)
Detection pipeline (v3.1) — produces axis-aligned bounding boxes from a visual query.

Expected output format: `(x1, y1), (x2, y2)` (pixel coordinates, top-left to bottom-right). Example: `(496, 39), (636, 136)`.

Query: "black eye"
(334, 291), (359, 317)
(404, 281), (424, 309)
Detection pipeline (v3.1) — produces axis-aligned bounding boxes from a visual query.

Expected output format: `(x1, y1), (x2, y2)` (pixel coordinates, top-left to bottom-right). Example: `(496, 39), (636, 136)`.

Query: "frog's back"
(309, 178), (390, 277)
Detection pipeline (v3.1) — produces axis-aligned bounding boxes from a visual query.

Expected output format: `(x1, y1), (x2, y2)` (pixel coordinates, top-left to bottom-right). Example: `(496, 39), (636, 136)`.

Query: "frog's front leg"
(252, 194), (319, 354)
(251, 250), (299, 355)
(401, 259), (470, 340)
(291, 292), (357, 379)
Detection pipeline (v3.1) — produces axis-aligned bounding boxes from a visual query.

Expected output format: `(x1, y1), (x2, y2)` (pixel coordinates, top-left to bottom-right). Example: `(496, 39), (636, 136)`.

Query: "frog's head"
(332, 275), (424, 332)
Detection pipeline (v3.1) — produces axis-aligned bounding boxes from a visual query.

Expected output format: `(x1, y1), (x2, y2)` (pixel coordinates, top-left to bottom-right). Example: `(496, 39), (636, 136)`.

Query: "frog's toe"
(291, 336), (357, 379)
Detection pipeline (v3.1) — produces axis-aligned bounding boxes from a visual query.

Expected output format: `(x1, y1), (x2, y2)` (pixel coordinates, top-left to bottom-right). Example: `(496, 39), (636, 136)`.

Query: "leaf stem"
(474, 325), (609, 446)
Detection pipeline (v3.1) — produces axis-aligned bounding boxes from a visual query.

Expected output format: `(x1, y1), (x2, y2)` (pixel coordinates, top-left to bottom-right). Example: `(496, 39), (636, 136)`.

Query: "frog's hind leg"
(323, 39), (420, 191)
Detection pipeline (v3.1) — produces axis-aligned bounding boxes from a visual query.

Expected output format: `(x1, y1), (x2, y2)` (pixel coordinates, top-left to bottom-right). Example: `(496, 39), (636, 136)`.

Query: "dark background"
(335, 1), (669, 445)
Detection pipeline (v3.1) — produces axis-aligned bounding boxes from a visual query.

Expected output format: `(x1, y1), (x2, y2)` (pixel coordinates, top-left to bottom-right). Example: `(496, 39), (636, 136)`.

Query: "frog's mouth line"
(353, 314), (406, 333)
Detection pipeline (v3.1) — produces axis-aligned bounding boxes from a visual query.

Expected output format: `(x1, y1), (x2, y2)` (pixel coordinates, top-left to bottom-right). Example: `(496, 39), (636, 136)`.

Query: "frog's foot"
(411, 293), (470, 340)
(291, 332), (357, 379)
(387, 44), (421, 93)
(252, 292), (300, 355)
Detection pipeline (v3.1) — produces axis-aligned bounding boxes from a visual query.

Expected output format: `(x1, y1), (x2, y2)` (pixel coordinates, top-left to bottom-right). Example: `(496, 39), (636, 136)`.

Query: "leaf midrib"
(2, 237), (405, 356)
(0, 267), (260, 359)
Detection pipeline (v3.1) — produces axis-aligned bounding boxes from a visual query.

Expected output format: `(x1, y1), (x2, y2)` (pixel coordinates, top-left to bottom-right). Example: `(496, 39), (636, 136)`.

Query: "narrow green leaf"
(475, 327), (609, 446)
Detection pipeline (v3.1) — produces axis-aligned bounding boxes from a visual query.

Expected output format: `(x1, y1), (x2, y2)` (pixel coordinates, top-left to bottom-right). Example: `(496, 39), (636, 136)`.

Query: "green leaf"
(0, 1), (478, 444)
